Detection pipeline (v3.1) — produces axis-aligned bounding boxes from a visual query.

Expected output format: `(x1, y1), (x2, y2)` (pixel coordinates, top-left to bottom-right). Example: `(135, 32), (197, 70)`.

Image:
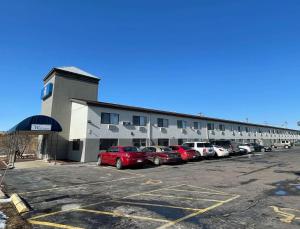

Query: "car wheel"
(196, 151), (202, 160)
(154, 157), (161, 166)
(116, 158), (123, 170)
(97, 156), (102, 166)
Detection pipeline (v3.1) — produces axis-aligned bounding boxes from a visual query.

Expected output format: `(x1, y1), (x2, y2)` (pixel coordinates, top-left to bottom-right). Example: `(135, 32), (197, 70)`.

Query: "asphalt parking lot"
(2, 148), (300, 229)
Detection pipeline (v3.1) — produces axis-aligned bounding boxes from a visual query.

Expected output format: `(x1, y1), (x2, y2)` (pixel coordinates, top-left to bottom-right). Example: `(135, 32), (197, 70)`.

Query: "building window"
(219, 124), (225, 131)
(178, 139), (187, 145)
(101, 113), (119, 125)
(72, 139), (80, 151)
(259, 128), (262, 133)
(193, 122), (200, 129)
(207, 123), (214, 130)
(133, 116), (147, 126)
(157, 118), (168, 127)
(238, 126), (242, 132)
(158, 138), (169, 146)
(245, 127), (249, 133)
(132, 139), (146, 147)
(99, 139), (118, 150)
(177, 120), (187, 129)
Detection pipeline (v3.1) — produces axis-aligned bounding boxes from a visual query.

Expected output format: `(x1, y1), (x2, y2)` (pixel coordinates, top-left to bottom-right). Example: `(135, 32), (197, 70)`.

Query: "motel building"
(39, 66), (300, 162)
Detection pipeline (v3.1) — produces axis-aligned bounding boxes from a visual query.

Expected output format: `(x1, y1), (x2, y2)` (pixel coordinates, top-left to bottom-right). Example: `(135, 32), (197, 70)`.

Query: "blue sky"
(0, 0), (300, 130)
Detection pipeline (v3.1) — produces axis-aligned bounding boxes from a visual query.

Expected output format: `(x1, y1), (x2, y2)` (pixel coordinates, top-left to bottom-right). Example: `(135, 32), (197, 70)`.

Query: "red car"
(141, 146), (183, 165)
(97, 146), (147, 169)
(169, 145), (197, 161)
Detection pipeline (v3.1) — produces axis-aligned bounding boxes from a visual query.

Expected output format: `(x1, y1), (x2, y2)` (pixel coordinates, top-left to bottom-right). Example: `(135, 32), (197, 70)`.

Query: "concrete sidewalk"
(14, 160), (53, 169)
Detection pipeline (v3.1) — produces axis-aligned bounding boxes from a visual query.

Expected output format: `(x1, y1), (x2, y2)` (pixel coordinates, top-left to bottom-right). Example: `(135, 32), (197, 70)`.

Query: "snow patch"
(61, 204), (81, 211)
(0, 211), (7, 229)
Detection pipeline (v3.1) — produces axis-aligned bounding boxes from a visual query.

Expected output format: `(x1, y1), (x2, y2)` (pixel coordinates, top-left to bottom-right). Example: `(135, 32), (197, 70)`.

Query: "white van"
(272, 140), (292, 149)
(182, 142), (215, 157)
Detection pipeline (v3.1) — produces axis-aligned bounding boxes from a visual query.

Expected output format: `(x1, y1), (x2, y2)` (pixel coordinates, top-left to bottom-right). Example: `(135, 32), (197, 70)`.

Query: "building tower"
(40, 67), (100, 160)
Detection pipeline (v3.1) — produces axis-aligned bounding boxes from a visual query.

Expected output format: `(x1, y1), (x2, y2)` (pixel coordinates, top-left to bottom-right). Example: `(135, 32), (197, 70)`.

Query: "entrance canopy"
(8, 115), (62, 135)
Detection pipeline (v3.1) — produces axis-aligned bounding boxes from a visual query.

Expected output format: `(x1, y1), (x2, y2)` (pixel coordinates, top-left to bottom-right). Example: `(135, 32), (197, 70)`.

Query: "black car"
(250, 143), (272, 152)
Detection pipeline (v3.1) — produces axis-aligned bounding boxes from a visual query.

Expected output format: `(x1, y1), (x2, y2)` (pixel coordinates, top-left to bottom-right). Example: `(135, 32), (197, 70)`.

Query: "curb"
(10, 193), (29, 214)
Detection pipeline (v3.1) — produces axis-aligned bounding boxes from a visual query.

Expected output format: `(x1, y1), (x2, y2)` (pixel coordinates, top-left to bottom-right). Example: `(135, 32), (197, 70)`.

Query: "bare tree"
(0, 133), (32, 167)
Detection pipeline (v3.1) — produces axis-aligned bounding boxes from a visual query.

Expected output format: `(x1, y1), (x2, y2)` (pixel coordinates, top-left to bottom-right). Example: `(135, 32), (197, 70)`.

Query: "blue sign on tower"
(41, 83), (53, 100)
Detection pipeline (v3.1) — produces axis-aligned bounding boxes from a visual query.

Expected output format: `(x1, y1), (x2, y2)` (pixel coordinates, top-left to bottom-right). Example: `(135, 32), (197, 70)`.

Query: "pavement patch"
(26, 184), (239, 228)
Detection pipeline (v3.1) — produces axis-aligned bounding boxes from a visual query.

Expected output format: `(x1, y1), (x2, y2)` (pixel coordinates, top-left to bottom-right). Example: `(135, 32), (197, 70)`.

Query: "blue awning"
(8, 115), (62, 134)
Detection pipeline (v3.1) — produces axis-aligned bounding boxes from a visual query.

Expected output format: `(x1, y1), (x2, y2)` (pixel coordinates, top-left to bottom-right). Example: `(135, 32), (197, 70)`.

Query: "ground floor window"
(99, 139), (118, 151)
(158, 139), (169, 146)
(72, 139), (80, 151)
(178, 139), (187, 145)
(132, 138), (146, 148)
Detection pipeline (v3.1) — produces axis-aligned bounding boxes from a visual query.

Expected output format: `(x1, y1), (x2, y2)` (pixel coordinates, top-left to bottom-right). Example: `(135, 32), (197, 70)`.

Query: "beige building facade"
(40, 67), (300, 162)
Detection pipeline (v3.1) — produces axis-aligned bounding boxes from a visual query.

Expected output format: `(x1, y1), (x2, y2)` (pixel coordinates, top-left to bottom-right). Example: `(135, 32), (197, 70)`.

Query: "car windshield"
(161, 147), (172, 152)
(183, 143), (194, 147)
(181, 146), (191, 150)
(123, 147), (139, 152)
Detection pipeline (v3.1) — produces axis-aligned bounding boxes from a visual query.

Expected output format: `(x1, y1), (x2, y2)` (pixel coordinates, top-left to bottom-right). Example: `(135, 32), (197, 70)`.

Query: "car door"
(197, 143), (204, 154)
(142, 147), (152, 160)
(102, 148), (111, 164)
(110, 147), (120, 165)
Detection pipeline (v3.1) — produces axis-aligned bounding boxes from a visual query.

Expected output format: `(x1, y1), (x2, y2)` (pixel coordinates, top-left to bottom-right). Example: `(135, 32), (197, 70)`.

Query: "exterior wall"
(74, 101), (300, 162)
(41, 76), (56, 116)
(68, 102), (89, 161)
(41, 72), (99, 160)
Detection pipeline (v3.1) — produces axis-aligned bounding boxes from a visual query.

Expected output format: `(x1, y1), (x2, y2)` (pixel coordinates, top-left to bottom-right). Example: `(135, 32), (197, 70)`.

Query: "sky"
(0, 0), (300, 130)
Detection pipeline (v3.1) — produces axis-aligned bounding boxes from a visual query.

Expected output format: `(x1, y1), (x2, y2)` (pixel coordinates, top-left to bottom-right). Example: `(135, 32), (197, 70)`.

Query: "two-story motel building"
(39, 66), (300, 162)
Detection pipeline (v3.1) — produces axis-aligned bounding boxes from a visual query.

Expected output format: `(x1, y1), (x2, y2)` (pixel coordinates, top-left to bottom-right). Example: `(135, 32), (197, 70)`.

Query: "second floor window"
(101, 112), (119, 125)
(133, 116), (147, 126)
(193, 122), (200, 129)
(177, 120), (187, 129)
(207, 123), (214, 130)
(219, 124), (225, 131)
(157, 118), (168, 128)
(238, 126), (242, 132)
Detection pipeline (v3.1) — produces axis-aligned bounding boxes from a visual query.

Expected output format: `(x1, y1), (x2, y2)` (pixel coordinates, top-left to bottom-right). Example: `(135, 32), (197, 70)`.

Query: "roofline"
(70, 98), (300, 132)
(43, 68), (100, 84)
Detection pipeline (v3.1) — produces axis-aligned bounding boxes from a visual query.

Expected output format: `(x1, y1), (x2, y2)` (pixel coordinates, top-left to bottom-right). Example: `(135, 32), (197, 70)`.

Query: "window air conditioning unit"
(123, 121), (132, 126)
(160, 127), (167, 133)
(211, 131), (215, 135)
(181, 129), (187, 134)
(108, 124), (117, 130)
(139, 126), (147, 132)
(221, 131), (225, 135)
(196, 130), (201, 135)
